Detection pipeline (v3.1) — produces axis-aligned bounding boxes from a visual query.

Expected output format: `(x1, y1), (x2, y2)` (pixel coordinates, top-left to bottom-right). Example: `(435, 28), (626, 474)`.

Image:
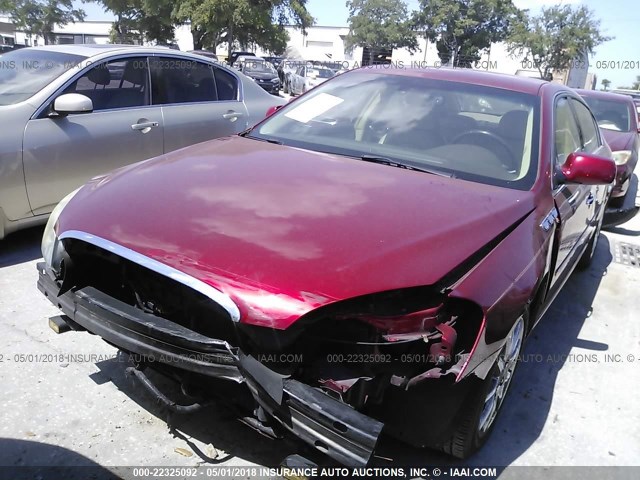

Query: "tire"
(440, 315), (525, 459)
(577, 210), (603, 270)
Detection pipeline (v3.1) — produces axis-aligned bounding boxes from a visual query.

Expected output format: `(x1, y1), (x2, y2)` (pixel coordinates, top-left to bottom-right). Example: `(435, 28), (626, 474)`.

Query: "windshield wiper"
(238, 130), (283, 145)
(359, 155), (452, 177)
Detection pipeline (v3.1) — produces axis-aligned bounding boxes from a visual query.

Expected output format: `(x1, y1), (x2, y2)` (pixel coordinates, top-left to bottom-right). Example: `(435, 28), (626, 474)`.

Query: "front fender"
(448, 199), (554, 380)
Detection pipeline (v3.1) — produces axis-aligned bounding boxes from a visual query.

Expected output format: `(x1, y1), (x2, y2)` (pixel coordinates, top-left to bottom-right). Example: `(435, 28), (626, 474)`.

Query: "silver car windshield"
(0, 49), (86, 105)
(253, 71), (540, 190)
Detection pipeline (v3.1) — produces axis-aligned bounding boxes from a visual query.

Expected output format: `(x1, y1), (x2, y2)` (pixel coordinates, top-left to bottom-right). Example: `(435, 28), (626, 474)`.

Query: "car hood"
(601, 129), (635, 151)
(58, 136), (535, 329)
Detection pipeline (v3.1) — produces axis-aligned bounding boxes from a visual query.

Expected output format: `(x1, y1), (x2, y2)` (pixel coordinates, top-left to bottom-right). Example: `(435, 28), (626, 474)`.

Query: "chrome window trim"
(59, 230), (241, 323)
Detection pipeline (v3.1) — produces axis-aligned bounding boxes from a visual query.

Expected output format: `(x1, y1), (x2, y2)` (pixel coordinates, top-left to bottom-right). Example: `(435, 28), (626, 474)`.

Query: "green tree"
(172, 0), (313, 58)
(413, 0), (520, 68)
(508, 5), (612, 81)
(601, 78), (611, 91)
(0, 0), (85, 44)
(97, 0), (174, 45)
(344, 0), (418, 63)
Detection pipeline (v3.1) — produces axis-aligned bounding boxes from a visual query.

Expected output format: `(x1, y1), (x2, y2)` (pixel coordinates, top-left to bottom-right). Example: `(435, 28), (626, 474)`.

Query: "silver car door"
(150, 56), (249, 153)
(22, 56), (163, 215)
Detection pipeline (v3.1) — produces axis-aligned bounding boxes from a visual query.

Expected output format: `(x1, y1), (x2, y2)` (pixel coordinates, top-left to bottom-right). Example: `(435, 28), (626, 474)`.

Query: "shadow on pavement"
(0, 438), (118, 479)
(93, 352), (313, 468)
(0, 226), (44, 268)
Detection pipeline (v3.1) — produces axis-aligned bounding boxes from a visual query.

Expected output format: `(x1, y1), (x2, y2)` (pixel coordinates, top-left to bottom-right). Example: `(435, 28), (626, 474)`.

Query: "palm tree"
(601, 79), (611, 91)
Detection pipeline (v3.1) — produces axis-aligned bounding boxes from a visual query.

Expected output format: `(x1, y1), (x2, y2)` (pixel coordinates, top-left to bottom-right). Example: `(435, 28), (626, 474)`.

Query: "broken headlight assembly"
(41, 187), (82, 272)
(281, 289), (484, 408)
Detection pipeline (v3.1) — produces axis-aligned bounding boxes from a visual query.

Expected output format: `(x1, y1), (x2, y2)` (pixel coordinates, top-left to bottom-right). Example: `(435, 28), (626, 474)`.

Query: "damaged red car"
(38, 67), (616, 466)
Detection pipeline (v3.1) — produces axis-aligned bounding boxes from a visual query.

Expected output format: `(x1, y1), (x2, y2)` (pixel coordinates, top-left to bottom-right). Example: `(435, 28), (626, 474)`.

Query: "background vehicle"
(227, 51), (255, 66)
(278, 58), (301, 90)
(262, 56), (284, 69)
(238, 58), (281, 95)
(611, 89), (640, 101)
(188, 49), (220, 62)
(288, 64), (335, 95)
(0, 45), (285, 239)
(39, 68), (615, 467)
(578, 89), (639, 208)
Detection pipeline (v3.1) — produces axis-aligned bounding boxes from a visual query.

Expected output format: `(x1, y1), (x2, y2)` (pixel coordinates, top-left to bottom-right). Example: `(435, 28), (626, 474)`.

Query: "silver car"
(0, 45), (285, 239)
(288, 65), (335, 95)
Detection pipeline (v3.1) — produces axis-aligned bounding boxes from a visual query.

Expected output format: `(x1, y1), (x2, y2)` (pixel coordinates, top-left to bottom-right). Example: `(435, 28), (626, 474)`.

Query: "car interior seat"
(498, 110), (529, 163)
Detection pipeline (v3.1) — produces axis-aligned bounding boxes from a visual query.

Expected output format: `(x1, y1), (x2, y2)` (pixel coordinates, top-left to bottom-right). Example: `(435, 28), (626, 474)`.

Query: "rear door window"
(150, 57), (217, 104)
(213, 66), (239, 101)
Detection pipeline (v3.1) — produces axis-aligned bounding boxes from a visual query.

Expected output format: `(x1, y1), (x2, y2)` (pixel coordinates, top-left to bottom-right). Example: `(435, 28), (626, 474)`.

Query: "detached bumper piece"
(604, 173), (639, 228)
(37, 263), (383, 466)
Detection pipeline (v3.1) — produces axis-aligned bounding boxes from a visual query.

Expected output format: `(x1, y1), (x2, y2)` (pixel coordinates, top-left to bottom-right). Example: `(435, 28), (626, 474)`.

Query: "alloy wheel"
(478, 316), (524, 434)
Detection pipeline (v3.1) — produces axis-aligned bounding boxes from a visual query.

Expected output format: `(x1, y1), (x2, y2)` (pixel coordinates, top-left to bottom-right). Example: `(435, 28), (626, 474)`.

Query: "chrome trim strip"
(59, 230), (241, 322)
(540, 208), (559, 231)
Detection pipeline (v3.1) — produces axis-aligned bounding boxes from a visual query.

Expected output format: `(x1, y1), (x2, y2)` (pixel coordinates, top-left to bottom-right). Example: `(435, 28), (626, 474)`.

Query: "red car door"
(551, 96), (609, 284)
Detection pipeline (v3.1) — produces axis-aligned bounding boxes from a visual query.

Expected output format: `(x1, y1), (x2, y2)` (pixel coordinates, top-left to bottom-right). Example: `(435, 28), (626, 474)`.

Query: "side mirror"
(265, 105), (284, 117)
(52, 93), (93, 116)
(559, 152), (616, 185)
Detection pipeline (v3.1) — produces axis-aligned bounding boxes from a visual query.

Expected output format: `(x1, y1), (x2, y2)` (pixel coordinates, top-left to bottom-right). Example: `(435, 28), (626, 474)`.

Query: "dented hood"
(58, 136), (535, 329)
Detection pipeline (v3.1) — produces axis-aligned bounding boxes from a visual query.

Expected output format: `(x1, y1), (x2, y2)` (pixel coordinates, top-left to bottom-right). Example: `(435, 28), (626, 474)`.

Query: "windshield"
(251, 71), (540, 190)
(0, 49), (86, 105)
(309, 68), (334, 79)
(243, 61), (276, 75)
(582, 97), (632, 132)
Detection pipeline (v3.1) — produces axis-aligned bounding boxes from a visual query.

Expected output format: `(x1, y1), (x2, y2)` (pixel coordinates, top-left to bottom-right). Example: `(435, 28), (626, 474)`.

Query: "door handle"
(131, 121), (159, 131)
(586, 193), (595, 206)
(222, 111), (243, 122)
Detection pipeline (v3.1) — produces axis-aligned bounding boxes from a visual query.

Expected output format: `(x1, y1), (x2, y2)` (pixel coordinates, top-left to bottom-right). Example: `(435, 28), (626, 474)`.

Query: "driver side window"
(63, 57), (149, 111)
(554, 97), (581, 166)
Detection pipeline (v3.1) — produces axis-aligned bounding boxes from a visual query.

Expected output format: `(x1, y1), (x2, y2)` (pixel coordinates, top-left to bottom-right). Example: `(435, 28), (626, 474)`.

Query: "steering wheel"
(451, 130), (517, 172)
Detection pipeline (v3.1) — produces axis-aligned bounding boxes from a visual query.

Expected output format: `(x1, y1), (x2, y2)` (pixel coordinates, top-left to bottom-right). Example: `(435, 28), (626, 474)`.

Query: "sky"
(79, 0), (639, 88)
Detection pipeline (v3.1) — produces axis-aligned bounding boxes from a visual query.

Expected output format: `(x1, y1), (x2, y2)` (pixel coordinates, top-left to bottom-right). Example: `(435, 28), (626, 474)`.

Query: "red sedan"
(38, 67), (616, 466)
(577, 89), (639, 209)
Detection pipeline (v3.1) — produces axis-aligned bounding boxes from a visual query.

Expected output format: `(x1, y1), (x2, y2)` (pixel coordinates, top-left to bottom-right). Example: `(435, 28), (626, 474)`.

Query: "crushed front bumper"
(37, 263), (383, 466)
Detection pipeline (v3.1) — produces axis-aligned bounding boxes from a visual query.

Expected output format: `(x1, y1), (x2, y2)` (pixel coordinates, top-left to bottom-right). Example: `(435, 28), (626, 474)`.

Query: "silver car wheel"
(478, 315), (524, 434)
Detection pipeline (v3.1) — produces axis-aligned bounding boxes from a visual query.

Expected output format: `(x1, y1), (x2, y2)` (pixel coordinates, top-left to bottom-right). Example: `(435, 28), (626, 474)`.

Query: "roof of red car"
(575, 88), (637, 104)
(352, 66), (550, 95)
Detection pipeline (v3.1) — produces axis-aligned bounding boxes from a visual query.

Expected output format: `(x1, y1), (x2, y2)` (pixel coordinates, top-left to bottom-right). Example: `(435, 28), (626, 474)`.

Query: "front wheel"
(440, 315), (525, 459)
